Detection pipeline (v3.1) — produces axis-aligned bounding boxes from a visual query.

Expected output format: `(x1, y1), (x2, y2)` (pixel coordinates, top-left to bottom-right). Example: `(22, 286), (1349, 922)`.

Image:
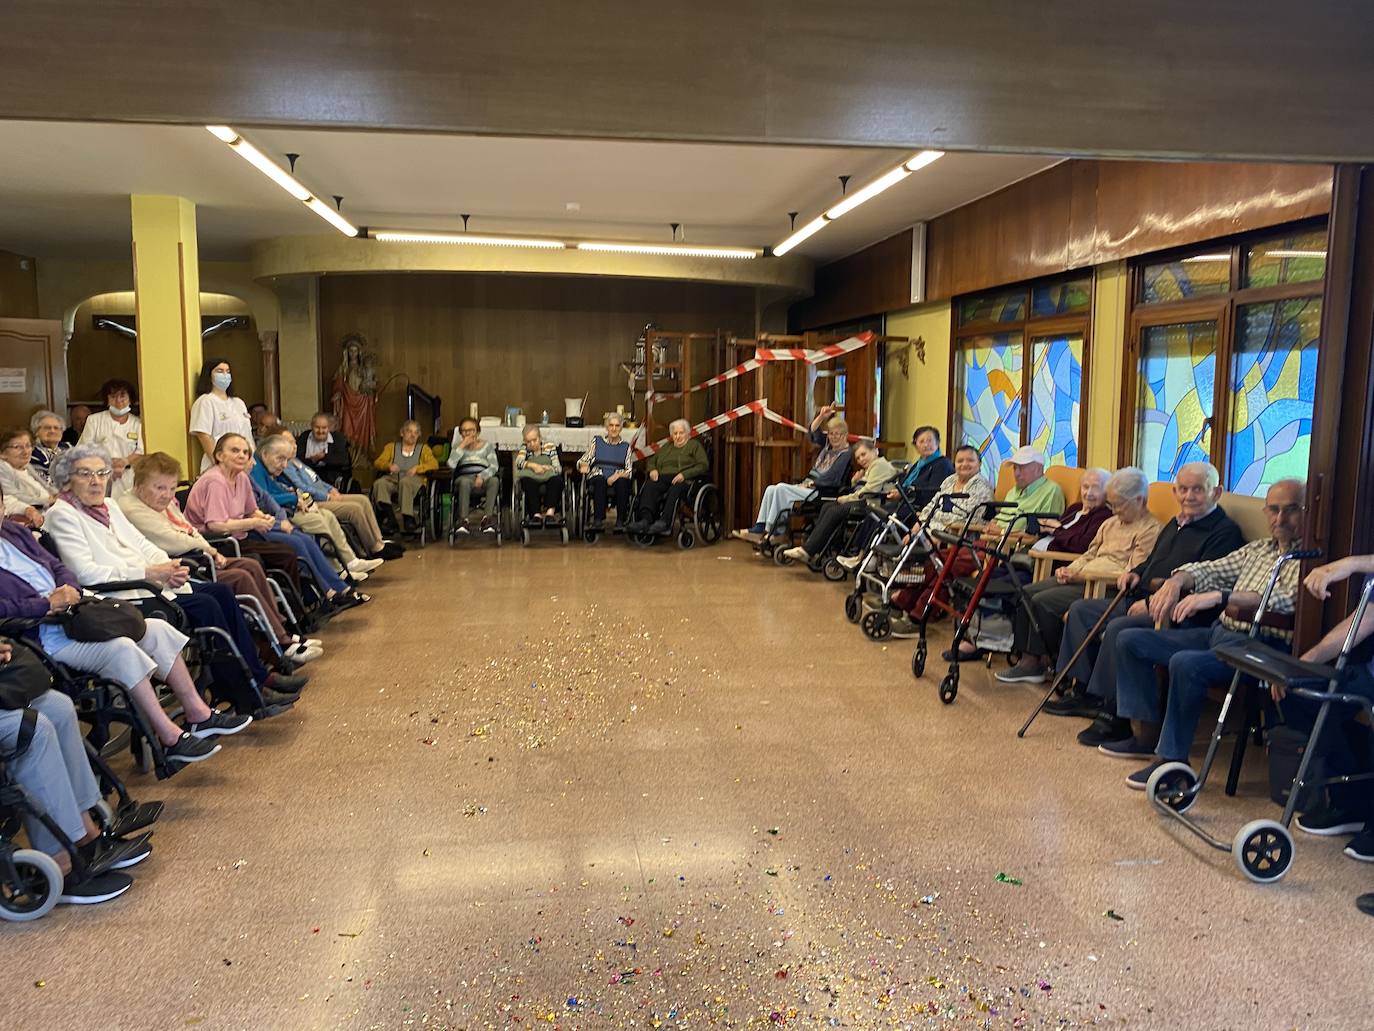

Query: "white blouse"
(189, 392), (254, 472)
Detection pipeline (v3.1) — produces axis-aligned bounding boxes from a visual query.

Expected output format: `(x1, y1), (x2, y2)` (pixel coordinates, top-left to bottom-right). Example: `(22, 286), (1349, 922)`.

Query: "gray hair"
(669, 418), (691, 434)
(1106, 466), (1149, 502)
(400, 419), (422, 434)
(1269, 478), (1307, 503)
(259, 435), (294, 458)
(29, 409), (64, 433)
(49, 443), (112, 490)
(1177, 461), (1221, 491)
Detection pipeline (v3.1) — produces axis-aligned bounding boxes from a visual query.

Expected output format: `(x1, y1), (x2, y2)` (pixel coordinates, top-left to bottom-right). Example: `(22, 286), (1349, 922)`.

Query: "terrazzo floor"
(6, 538), (1372, 1030)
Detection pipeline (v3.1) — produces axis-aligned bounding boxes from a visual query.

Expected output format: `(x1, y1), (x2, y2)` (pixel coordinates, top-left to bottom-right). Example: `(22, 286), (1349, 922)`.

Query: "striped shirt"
(1175, 536), (1300, 635)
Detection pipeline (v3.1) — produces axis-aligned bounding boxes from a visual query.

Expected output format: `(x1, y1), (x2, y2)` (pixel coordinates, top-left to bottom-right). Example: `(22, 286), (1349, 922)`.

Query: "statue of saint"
(332, 333), (379, 456)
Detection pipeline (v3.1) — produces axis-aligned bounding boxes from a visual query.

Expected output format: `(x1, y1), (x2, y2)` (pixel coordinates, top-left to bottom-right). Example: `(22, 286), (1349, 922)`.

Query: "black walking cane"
(1017, 587), (1131, 738)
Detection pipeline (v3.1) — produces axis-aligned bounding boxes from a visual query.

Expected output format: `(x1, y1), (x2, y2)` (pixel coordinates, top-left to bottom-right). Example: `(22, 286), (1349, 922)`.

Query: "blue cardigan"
(249, 461), (299, 513)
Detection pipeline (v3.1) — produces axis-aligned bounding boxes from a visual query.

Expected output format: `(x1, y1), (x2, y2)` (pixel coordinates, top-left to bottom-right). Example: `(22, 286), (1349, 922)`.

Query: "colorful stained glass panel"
(1031, 276), (1092, 317)
(1029, 333), (1083, 469)
(1245, 227), (1327, 289)
(958, 333), (1023, 481)
(959, 289), (1028, 326)
(1225, 299), (1320, 496)
(1140, 254), (1231, 303)
(1135, 320), (1218, 481)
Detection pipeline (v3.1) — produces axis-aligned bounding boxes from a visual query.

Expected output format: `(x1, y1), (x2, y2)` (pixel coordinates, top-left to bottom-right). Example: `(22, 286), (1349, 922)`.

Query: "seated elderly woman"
(118, 452), (322, 666)
(627, 419), (709, 536)
(733, 404), (852, 542)
(0, 495), (232, 765)
(268, 431), (397, 558)
(43, 445), (306, 708)
(0, 427), (57, 520)
(28, 410), (71, 485)
(780, 441), (897, 565)
(993, 466), (1162, 684)
(576, 413), (634, 531)
(372, 420), (438, 536)
(186, 433), (365, 613)
(834, 424), (956, 562)
(0, 638), (158, 903)
(251, 435), (384, 578)
(514, 425), (565, 525)
(449, 417), (501, 535)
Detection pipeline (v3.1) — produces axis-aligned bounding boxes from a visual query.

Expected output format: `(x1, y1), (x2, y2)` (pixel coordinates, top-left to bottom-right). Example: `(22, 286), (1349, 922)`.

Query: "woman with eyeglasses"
(0, 427), (57, 517)
(76, 378), (143, 497)
(28, 409), (70, 484)
(447, 417), (500, 536)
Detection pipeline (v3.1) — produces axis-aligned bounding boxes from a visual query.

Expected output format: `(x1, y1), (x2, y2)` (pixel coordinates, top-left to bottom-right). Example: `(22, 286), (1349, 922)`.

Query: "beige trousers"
(290, 507), (358, 565)
(320, 494), (384, 553)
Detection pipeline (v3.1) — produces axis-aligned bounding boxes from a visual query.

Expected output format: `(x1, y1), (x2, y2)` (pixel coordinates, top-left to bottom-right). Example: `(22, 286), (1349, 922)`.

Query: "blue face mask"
(212, 371), (232, 391)
(109, 405), (131, 417)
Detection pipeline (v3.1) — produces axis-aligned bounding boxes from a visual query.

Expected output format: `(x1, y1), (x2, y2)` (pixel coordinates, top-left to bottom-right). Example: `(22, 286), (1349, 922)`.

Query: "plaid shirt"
(1174, 536), (1300, 635)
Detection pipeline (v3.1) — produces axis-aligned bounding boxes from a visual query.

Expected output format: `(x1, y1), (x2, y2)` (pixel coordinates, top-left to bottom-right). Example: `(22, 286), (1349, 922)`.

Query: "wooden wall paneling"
(790, 230), (913, 331)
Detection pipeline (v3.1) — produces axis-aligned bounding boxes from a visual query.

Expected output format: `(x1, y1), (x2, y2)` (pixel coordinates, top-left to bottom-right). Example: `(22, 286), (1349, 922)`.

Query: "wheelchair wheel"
(0, 848), (62, 921)
(911, 639), (927, 679)
(806, 552), (826, 574)
(823, 557), (846, 582)
(521, 527), (531, 546)
(583, 527), (600, 544)
(560, 525), (569, 545)
(844, 592), (863, 624)
(678, 529), (695, 549)
(1233, 819), (1294, 884)
(1147, 762), (1199, 815)
(861, 610), (891, 641)
(693, 484), (723, 545)
(630, 530), (655, 548)
(938, 673), (959, 704)
(772, 546), (792, 567)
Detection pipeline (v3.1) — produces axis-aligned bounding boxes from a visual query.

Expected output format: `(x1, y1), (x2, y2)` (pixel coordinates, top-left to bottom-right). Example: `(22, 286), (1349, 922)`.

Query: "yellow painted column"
(131, 195), (202, 471)
(1085, 260), (1128, 468)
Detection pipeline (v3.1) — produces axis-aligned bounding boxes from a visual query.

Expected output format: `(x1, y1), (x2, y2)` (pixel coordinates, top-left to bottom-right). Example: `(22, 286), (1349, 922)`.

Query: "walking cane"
(1017, 588), (1130, 738)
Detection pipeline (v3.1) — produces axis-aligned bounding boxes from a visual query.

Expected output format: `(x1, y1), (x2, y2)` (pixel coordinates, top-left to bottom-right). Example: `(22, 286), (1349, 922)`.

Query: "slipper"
(941, 646), (987, 662)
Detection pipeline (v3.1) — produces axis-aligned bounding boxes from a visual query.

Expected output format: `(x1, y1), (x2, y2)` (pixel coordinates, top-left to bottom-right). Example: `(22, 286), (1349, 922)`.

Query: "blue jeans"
(1057, 595), (1153, 706)
(1115, 623), (1253, 760)
(258, 529), (347, 594)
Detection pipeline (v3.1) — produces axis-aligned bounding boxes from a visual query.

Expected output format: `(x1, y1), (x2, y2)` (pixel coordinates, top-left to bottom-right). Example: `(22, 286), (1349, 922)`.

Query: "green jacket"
(648, 438), (708, 480)
(996, 474), (1066, 528)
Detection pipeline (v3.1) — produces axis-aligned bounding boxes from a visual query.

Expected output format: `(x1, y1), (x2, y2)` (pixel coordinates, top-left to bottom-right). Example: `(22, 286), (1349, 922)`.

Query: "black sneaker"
(268, 671), (309, 693)
(648, 520), (671, 535)
(187, 712), (253, 739)
(455, 523), (471, 536)
(1097, 735), (1159, 760)
(995, 660), (1048, 685)
(1344, 828), (1374, 862)
(1126, 759), (1174, 790)
(481, 518), (497, 535)
(60, 870), (133, 906)
(1043, 689), (1103, 719)
(164, 732), (221, 764)
(1077, 714), (1132, 747)
(82, 834), (152, 871)
(1295, 804), (1366, 837)
(1358, 892), (1374, 917)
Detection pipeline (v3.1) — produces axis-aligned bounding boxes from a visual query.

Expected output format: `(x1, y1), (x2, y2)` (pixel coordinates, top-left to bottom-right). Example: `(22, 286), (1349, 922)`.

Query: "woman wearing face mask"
(189, 357), (255, 474)
(77, 379), (144, 497)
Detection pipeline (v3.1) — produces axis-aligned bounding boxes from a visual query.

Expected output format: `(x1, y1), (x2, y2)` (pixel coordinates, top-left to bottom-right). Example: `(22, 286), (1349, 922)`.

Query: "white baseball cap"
(1008, 445), (1047, 466)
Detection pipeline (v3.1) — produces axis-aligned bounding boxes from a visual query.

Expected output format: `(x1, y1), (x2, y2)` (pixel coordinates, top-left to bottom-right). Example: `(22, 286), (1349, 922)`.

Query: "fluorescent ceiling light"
(773, 216), (829, 257)
(305, 197), (359, 238)
(903, 150), (945, 173)
(1262, 249), (1327, 259)
(372, 230), (566, 249)
(205, 124), (239, 143)
(825, 166), (911, 220)
(576, 242), (760, 259)
(1182, 253), (1231, 262)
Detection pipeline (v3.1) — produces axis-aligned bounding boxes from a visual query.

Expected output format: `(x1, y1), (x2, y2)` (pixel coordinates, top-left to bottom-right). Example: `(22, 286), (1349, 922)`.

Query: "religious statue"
(332, 333), (380, 456)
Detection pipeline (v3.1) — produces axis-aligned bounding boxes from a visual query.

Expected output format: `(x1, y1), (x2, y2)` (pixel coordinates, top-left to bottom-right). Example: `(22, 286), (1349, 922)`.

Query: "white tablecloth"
(482, 424), (645, 453)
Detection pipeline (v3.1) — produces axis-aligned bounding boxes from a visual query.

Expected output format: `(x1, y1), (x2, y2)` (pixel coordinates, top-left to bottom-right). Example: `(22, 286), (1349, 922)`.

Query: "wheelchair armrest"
(86, 579), (168, 597)
(0, 616), (44, 635)
(1225, 597), (1295, 631)
(1034, 549), (1082, 564)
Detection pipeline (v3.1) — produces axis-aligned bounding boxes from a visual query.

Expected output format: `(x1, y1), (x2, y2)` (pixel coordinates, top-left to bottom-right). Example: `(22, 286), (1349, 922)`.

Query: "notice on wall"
(0, 368), (26, 393)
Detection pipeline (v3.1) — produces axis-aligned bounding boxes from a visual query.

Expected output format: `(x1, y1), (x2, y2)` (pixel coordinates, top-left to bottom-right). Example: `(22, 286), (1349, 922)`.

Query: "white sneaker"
(349, 571), (369, 583)
(348, 557), (385, 574)
(290, 635), (323, 649)
(284, 642), (323, 664)
(837, 553), (863, 571)
(782, 546), (809, 563)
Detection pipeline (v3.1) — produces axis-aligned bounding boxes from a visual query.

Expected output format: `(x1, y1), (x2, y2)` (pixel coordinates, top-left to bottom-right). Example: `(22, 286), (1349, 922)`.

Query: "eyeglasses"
(1263, 504), (1305, 516)
(71, 468), (112, 481)
(2, 443), (31, 452)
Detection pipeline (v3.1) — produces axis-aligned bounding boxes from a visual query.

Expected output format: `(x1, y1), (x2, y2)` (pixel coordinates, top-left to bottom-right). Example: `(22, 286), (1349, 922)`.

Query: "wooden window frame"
(947, 272), (1094, 467)
(1119, 217), (1328, 484)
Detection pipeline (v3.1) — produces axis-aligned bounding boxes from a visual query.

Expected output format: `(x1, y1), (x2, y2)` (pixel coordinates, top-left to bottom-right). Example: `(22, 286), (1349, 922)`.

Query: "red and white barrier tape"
(648, 332), (874, 402)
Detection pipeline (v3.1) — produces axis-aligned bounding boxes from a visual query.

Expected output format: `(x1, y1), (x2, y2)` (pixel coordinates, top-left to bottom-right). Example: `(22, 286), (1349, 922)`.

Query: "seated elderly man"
(1042, 461), (1245, 744)
(995, 467), (1161, 683)
(627, 419), (709, 536)
(780, 441), (896, 565)
(372, 420), (438, 536)
(0, 638), (160, 904)
(297, 412), (354, 487)
(734, 404), (852, 542)
(1102, 479), (1306, 778)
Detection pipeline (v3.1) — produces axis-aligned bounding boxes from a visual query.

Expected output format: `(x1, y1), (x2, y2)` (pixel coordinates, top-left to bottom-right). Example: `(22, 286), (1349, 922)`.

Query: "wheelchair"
(627, 476), (724, 550)
(578, 471), (638, 544)
(512, 473), (574, 546)
(447, 472), (504, 547)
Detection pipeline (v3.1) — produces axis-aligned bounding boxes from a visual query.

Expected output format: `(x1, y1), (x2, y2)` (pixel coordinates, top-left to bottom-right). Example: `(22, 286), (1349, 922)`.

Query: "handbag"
(61, 598), (147, 643)
(0, 644), (52, 709)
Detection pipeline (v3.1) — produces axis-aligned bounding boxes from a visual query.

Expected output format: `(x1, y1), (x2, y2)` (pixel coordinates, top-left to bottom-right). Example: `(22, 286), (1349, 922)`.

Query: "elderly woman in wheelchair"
(734, 404), (852, 544)
(627, 420), (710, 537)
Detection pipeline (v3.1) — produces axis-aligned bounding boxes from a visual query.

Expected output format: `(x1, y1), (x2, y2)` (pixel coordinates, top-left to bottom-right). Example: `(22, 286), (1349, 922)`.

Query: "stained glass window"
(1029, 334), (1083, 469)
(1225, 299), (1320, 495)
(1135, 320), (1218, 481)
(959, 289), (1028, 326)
(1245, 228), (1327, 289)
(1140, 254), (1232, 303)
(1031, 277), (1092, 317)
(957, 333), (1023, 481)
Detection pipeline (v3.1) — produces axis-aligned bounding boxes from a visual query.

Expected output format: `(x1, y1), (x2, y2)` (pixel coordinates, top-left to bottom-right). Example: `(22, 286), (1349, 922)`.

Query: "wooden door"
(0, 318), (66, 428)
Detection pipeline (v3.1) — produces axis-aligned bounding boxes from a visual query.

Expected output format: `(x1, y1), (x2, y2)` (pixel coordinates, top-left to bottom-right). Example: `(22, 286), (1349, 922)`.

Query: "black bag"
(0, 645), (52, 710)
(62, 598), (147, 643)
(1267, 724), (1326, 811)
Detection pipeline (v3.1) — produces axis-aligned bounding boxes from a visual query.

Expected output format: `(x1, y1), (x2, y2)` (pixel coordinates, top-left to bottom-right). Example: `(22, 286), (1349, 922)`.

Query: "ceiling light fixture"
(576, 242), (760, 259)
(1262, 249), (1327, 259)
(1181, 253), (1232, 263)
(371, 230), (566, 249)
(773, 150), (944, 256)
(204, 125), (358, 236)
